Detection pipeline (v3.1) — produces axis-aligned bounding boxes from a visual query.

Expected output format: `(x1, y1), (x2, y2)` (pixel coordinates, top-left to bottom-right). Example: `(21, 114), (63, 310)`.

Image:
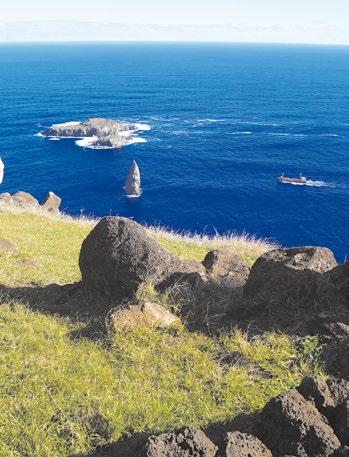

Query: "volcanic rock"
(259, 388), (341, 456)
(202, 250), (250, 287)
(326, 262), (349, 301)
(79, 217), (200, 300)
(225, 431), (272, 456)
(145, 427), (218, 457)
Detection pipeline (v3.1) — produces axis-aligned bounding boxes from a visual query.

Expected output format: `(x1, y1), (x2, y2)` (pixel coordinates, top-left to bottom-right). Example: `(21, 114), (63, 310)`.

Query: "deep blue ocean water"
(0, 43), (348, 260)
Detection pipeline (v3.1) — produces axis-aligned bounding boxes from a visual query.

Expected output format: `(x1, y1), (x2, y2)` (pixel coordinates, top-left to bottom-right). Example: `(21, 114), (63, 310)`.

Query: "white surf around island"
(37, 118), (151, 150)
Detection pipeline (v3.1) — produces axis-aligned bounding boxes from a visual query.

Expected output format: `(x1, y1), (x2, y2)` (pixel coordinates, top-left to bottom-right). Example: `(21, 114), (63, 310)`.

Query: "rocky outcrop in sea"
(39, 117), (150, 149)
(125, 160), (141, 197)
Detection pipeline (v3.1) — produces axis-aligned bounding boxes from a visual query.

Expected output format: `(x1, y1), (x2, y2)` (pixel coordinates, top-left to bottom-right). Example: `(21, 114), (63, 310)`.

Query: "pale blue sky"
(1, 0), (349, 44)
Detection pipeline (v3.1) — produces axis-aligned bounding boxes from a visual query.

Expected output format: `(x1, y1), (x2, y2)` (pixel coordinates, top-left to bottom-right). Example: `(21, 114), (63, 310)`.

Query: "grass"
(0, 207), (324, 456)
(0, 301), (323, 457)
(0, 205), (276, 286)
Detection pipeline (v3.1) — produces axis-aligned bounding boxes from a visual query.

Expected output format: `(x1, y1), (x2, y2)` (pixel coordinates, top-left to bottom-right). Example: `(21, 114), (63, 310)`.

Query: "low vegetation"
(0, 207), (324, 457)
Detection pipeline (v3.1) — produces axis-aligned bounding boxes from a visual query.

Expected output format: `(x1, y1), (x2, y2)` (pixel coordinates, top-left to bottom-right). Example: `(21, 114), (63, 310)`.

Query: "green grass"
(0, 209), (323, 456)
(0, 302), (322, 457)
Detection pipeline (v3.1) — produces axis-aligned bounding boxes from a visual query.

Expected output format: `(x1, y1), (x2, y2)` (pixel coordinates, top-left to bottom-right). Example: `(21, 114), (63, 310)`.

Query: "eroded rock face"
(225, 431), (272, 457)
(79, 217), (199, 300)
(259, 389), (341, 456)
(111, 302), (179, 331)
(145, 427), (218, 457)
(41, 191), (61, 211)
(202, 250), (250, 287)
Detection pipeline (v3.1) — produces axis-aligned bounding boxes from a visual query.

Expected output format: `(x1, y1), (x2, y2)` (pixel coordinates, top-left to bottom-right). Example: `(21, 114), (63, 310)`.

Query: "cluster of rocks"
(138, 376), (349, 456)
(41, 118), (141, 149)
(79, 216), (349, 337)
(0, 190), (61, 212)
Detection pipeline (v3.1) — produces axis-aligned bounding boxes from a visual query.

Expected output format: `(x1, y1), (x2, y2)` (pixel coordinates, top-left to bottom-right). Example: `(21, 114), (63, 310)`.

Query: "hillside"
(0, 207), (346, 456)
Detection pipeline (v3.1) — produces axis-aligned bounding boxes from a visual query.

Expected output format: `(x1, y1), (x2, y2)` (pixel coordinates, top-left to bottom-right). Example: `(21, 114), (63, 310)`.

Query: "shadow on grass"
(68, 411), (261, 457)
(0, 282), (115, 340)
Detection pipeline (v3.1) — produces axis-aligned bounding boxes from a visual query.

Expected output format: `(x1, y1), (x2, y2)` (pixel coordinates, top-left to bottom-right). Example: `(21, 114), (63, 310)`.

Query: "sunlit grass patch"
(0, 299), (323, 457)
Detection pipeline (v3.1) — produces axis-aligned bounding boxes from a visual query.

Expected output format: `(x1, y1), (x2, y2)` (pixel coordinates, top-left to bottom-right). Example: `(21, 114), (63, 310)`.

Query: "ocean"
(0, 43), (348, 260)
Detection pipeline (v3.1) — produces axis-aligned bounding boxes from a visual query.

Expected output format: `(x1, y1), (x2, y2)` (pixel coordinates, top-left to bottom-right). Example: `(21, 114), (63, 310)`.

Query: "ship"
(277, 173), (307, 185)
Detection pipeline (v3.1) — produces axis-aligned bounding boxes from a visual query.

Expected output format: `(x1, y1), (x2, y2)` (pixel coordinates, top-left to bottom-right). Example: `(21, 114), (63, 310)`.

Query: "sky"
(1, 0), (349, 44)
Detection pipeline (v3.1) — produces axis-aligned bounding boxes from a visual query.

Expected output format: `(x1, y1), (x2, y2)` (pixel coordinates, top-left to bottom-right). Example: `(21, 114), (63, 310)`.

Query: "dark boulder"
(79, 217), (200, 300)
(325, 344), (349, 380)
(145, 427), (218, 456)
(307, 312), (349, 342)
(259, 389), (340, 456)
(326, 262), (349, 301)
(241, 247), (340, 324)
(297, 376), (349, 444)
(225, 431), (272, 456)
(202, 250), (250, 287)
(244, 246), (337, 298)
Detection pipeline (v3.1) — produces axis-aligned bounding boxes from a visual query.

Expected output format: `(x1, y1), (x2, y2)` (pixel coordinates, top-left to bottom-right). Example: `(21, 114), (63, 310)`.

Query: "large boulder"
(111, 302), (179, 331)
(307, 312), (349, 342)
(225, 431), (272, 456)
(259, 389), (341, 456)
(326, 262), (349, 301)
(241, 247), (339, 323)
(79, 217), (199, 299)
(244, 246), (337, 298)
(145, 427), (218, 457)
(202, 250), (250, 287)
(297, 376), (349, 443)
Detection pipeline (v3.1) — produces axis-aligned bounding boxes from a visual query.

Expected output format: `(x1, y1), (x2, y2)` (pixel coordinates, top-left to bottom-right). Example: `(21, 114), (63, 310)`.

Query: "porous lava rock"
(326, 262), (349, 301)
(79, 217), (200, 300)
(145, 427), (218, 457)
(224, 431), (272, 456)
(202, 250), (250, 287)
(244, 246), (337, 298)
(259, 388), (341, 456)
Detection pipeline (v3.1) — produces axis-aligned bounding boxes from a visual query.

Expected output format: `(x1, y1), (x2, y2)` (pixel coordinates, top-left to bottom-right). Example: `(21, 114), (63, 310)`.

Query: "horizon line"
(1, 39), (349, 47)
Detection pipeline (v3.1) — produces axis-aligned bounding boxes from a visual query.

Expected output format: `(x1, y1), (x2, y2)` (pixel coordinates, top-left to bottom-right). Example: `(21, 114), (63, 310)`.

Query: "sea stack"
(0, 158), (4, 184)
(125, 160), (141, 197)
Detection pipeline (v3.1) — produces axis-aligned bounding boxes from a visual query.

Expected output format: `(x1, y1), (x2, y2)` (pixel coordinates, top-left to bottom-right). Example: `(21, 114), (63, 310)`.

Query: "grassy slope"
(0, 210), (323, 456)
